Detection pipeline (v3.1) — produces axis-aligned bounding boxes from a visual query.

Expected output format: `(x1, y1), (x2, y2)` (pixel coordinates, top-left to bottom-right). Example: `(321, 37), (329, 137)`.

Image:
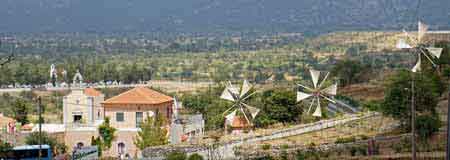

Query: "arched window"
(118, 142), (125, 155)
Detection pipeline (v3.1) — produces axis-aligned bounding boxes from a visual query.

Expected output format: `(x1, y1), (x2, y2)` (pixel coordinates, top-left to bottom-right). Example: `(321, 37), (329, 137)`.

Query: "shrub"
(166, 152), (187, 160)
(261, 144), (271, 150)
(281, 144), (289, 150)
(188, 153), (204, 160)
(335, 136), (356, 144)
(416, 114), (442, 140)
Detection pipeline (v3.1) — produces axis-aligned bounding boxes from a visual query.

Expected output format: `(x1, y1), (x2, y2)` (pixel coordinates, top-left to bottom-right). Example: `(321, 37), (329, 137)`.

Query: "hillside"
(0, 0), (449, 33)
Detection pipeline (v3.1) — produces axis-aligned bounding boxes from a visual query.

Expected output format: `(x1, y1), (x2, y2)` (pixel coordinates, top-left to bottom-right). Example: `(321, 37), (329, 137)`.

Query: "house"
(100, 86), (173, 157)
(63, 86), (174, 158)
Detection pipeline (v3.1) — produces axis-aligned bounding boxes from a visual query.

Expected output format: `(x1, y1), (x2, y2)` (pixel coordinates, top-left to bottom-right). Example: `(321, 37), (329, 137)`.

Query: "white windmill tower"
(220, 80), (260, 132)
(396, 21), (443, 160)
(296, 69), (337, 117)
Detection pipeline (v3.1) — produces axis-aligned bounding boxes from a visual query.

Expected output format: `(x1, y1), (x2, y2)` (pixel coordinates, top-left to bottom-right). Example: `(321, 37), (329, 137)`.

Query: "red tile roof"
(231, 117), (250, 128)
(102, 87), (173, 105)
(84, 88), (102, 97)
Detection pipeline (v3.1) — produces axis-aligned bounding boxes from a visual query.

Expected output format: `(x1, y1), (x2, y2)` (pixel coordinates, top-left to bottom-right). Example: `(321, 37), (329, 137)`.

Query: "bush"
(261, 143), (271, 150)
(416, 114), (442, 140)
(335, 136), (356, 144)
(188, 153), (204, 160)
(166, 152), (187, 160)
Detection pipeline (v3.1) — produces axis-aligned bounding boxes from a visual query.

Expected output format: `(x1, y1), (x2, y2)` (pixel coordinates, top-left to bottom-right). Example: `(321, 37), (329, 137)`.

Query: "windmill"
(296, 69), (337, 117)
(396, 21), (443, 72)
(220, 80), (260, 130)
(395, 21), (443, 160)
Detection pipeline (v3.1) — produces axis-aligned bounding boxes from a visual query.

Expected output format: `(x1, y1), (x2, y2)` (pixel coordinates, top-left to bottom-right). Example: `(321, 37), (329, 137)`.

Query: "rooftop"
(102, 86), (173, 105)
(84, 88), (103, 97)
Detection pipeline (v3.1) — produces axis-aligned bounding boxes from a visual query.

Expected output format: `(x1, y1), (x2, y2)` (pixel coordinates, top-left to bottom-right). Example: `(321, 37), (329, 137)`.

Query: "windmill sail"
(220, 87), (235, 102)
(396, 39), (412, 49)
(240, 79), (252, 98)
(310, 69), (320, 88)
(426, 48), (443, 58)
(412, 56), (421, 73)
(297, 91), (312, 101)
(312, 97), (322, 117)
(322, 83), (337, 95)
(225, 110), (237, 123)
(244, 104), (260, 118)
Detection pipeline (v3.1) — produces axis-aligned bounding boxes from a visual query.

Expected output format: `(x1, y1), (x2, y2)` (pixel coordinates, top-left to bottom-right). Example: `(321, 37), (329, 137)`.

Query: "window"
(117, 142), (125, 155)
(116, 112), (124, 122)
(136, 112), (143, 128)
(74, 115), (82, 123)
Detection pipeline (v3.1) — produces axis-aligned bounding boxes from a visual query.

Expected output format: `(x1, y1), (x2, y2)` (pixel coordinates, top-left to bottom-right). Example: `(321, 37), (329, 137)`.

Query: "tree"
(25, 131), (67, 155)
(134, 112), (168, 150)
(255, 88), (302, 126)
(380, 70), (442, 130)
(331, 59), (370, 86)
(188, 153), (204, 160)
(98, 117), (116, 150)
(415, 114), (442, 140)
(13, 99), (30, 125)
(0, 140), (12, 158)
(0, 54), (14, 68)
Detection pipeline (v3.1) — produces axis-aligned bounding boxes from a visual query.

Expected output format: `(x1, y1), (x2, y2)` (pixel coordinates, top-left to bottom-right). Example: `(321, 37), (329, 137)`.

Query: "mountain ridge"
(0, 0), (449, 33)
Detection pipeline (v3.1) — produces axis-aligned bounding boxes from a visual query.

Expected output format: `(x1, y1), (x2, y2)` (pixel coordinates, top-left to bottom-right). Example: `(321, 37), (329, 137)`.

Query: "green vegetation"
(12, 99), (30, 125)
(166, 152), (187, 160)
(25, 132), (67, 155)
(0, 140), (12, 158)
(187, 153), (204, 160)
(134, 111), (168, 150)
(91, 117), (117, 156)
(416, 114), (442, 140)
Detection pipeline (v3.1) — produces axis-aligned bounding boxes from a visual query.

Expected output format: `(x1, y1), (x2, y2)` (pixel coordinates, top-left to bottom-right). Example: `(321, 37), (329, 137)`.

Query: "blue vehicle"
(1, 145), (52, 160)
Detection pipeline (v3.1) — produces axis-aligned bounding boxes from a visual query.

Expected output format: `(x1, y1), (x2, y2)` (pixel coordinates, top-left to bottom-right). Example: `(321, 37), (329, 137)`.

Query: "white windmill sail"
(240, 79), (252, 98)
(312, 98), (322, 117)
(322, 83), (337, 95)
(412, 56), (421, 73)
(297, 91), (312, 101)
(221, 87), (236, 102)
(310, 69), (320, 88)
(426, 48), (443, 58)
(396, 39), (412, 49)
(244, 104), (260, 118)
(225, 110), (237, 123)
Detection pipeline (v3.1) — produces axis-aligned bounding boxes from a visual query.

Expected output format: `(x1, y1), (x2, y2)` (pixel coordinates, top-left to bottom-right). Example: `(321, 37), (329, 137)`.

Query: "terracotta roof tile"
(84, 88), (102, 97)
(102, 87), (173, 105)
(231, 117), (250, 128)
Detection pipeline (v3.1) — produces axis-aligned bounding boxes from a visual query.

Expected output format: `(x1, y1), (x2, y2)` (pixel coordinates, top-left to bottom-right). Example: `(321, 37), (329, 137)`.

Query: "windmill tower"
(296, 69), (337, 117)
(396, 21), (443, 160)
(220, 80), (260, 134)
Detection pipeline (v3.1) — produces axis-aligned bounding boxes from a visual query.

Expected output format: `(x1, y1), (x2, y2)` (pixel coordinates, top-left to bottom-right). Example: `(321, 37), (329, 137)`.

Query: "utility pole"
(38, 96), (42, 160)
(411, 74), (416, 160)
(447, 84), (450, 160)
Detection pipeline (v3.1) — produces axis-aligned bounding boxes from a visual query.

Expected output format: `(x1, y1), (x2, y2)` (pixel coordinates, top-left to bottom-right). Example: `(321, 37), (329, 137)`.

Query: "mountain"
(0, 0), (449, 33)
